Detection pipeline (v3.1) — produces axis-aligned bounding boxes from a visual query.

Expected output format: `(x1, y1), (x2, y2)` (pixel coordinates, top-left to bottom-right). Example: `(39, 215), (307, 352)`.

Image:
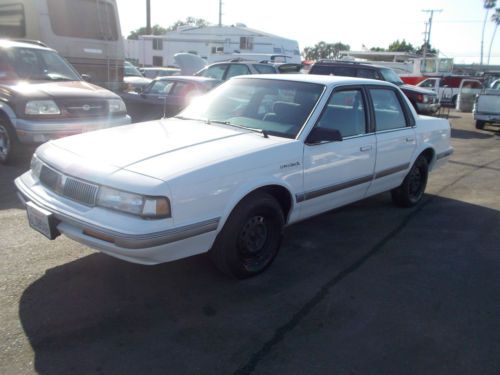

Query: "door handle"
(360, 145), (372, 152)
(406, 137), (415, 142)
(158, 96), (166, 100)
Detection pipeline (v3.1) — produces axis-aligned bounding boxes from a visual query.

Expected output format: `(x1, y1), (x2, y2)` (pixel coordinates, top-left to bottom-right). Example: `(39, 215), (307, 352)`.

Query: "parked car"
(0, 39), (130, 164)
(473, 79), (500, 129)
(140, 67), (181, 79)
(195, 59), (281, 80)
(309, 60), (440, 115)
(15, 75), (452, 278)
(120, 76), (221, 122)
(124, 61), (151, 91)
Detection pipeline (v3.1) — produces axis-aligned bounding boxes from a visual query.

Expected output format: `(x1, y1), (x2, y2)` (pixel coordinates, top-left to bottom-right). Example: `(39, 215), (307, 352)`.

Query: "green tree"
(387, 39), (416, 53)
(127, 24), (167, 39)
(302, 41), (350, 60)
(370, 46), (386, 52)
(415, 42), (438, 56)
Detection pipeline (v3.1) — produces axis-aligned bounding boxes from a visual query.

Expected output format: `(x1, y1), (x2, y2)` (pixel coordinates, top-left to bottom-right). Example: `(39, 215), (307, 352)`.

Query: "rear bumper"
(14, 115), (131, 144)
(474, 113), (500, 123)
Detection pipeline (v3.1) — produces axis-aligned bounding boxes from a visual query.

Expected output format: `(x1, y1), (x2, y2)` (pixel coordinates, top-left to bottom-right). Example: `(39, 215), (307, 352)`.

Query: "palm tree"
(481, 0), (497, 65)
(487, 8), (500, 64)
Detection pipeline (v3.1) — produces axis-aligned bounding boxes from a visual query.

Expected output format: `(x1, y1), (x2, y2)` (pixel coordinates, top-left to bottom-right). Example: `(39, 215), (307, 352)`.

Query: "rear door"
(366, 86), (417, 196)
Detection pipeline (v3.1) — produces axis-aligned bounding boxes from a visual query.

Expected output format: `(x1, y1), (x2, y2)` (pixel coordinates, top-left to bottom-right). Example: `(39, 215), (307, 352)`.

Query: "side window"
(148, 80), (174, 94)
(203, 64), (227, 80)
(253, 64), (277, 74)
(357, 68), (377, 79)
(419, 79), (435, 88)
(170, 82), (194, 96)
(331, 67), (356, 77)
(369, 88), (407, 131)
(226, 64), (251, 79)
(316, 89), (366, 138)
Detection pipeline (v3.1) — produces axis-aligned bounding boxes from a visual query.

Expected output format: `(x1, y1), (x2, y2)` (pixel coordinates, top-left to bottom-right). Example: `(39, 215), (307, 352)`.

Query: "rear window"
(310, 65), (356, 77)
(253, 64), (277, 74)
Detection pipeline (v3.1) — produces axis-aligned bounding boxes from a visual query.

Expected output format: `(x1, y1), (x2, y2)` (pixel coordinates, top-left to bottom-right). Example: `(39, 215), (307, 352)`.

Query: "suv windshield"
(0, 46), (80, 82)
(178, 78), (324, 139)
(379, 68), (404, 86)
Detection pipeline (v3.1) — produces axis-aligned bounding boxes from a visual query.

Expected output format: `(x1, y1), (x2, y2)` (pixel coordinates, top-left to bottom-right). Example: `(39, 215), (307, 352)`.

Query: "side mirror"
(306, 127), (343, 145)
(81, 74), (92, 82)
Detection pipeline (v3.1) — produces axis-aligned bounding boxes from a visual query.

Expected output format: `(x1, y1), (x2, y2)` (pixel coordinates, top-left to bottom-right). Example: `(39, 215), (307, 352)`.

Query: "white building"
(124, 24), (302, 67)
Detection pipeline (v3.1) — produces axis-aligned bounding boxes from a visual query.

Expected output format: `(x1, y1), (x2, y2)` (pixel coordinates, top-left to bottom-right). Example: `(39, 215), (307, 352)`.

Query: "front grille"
(59, 99), (108, 118)
(63, 178), (99, 205)
(39, 164), (99, 206)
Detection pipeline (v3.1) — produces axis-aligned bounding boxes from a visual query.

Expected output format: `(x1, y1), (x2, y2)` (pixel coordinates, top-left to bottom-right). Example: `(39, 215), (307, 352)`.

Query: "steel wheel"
(391, 155), (429, 207)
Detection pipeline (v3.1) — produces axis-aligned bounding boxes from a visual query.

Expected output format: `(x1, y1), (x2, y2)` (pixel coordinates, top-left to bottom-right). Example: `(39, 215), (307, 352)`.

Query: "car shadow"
(0, 153), (31, 210)
(17, 194), (500, 374)
(450, 128), (496, 140)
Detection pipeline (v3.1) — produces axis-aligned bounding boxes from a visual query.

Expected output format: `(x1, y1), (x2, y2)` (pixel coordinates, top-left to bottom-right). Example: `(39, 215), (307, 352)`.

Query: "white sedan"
(15, 75), (453, 278)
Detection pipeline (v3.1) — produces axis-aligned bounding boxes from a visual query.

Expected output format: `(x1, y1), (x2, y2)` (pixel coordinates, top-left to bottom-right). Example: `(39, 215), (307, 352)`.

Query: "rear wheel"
(391, 155), (429, 207)
(475, 120), (485, 130)
(0, 121), (17, 164)
(210, 192), (284, 278)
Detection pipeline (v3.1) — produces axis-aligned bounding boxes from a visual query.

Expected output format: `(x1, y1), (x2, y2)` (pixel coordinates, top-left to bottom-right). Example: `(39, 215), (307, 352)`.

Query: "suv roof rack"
(316, 59), (363, 65)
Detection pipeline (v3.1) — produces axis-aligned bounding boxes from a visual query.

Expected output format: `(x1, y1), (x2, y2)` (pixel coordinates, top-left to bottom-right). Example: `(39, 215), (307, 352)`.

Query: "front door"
(300, 87), (376, 219)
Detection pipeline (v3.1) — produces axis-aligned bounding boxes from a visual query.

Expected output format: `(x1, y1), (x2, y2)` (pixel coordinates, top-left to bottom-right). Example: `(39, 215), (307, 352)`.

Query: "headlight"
(30, 154), (43, 180)
(108, 99), (126, 114)
(25, 100), (61, 115)
(96, 186), (171, 218)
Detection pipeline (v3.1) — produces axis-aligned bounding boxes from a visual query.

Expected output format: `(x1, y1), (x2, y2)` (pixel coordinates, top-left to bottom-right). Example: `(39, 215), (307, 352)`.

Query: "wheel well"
(420, 148), (435, 165)
(0, 110), (18, 142)
(246, 185), (293, 223)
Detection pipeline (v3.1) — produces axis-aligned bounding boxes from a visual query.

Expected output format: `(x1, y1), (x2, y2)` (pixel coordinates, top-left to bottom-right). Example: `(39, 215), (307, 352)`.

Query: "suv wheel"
(0, 122), (17, 164)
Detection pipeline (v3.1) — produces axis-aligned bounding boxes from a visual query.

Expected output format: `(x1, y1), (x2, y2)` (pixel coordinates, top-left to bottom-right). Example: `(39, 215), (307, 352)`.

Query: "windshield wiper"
(208, 120), (269, 138)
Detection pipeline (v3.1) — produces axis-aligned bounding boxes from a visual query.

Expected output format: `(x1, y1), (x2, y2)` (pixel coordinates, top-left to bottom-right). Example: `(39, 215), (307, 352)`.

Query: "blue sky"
(116, 0), (499, 64)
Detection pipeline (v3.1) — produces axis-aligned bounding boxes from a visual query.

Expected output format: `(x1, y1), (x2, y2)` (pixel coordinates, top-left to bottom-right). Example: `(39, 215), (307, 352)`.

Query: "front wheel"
(391, 156), (429, 207)
(210, 192), (284, 278)
(475, 120), (485, 130)
(0, 122), (17, 164)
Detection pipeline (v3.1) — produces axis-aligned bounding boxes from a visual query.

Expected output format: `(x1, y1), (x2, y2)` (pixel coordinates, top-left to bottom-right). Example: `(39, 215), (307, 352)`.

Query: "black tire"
(475, 120), (485, 130)
(0, 121), (18, 164)
(210, 192), (284, 278)
(391, 156), (429, 207)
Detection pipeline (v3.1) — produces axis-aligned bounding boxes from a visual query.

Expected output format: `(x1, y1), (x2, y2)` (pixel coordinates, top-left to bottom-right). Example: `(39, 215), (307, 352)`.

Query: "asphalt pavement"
(0, 111), (499, 375)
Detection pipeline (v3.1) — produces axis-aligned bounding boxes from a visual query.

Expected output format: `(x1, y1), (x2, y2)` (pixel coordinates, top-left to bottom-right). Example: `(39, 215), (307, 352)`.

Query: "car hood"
(3, 80), (120, 99)
(38, 118), (286, 181)
(400, 84), (436, 96)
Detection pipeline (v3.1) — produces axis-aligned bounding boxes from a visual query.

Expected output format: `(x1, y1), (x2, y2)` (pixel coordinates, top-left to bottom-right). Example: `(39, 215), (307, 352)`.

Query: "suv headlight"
(108, 99), (127, 114)
(25, 100), (61, 115)
(97, 186), (171, 218)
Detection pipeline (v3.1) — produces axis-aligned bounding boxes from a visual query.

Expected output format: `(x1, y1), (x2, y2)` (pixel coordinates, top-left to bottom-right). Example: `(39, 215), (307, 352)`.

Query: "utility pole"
(146, 0), (151, 35)
(218, 0), (223, 27)
(422, 9), (442, 60)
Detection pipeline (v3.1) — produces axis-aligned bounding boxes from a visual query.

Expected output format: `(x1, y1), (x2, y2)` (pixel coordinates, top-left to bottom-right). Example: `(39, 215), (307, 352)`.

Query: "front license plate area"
(26, 201), (59, 240)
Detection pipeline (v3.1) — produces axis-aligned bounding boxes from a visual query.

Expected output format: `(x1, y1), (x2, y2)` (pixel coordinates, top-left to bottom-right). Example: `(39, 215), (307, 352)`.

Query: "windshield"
(178, 78), (324, 139)
(379, 68), (404, 86)
(0, 47), (80, 82)
(124, 61), (144, 77)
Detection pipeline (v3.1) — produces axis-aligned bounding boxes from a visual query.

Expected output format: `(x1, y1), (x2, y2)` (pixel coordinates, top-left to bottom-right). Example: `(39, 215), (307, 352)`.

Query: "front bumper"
(416, 102), (440, 115)
(14, 115), (131, 144)
(15, 173), (219, 265)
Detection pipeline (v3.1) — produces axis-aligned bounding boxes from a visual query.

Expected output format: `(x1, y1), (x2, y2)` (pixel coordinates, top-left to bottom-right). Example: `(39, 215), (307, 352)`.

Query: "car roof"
(0, 39), (54, 51)
(232, 73), (395, 88)
(154, 76), (220, 83)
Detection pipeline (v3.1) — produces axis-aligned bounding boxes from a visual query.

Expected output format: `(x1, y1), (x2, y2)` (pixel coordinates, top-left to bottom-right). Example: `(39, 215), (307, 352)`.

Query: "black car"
(309, 60), (440, 115)
(120, 76), (221, 123)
